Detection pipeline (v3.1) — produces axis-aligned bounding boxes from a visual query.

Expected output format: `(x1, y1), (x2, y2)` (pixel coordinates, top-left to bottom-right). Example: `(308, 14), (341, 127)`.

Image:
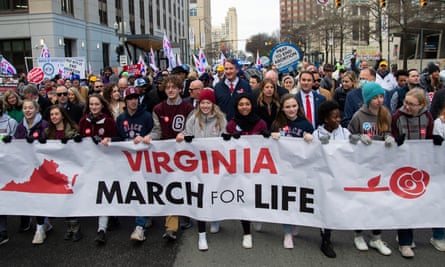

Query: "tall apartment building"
(0, 0), (189, 75)
(225, 7), (238, 52)
(189, 0), (211, 56)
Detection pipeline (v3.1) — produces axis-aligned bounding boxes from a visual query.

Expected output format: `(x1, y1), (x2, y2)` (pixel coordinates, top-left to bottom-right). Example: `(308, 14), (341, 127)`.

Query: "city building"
(188, 0), (211, 58)
(209, 7), (238, 64)
(0, 0), (189, 76)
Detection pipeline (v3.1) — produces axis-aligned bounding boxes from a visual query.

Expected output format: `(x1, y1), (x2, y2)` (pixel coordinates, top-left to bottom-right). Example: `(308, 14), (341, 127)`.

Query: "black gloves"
(92, 136), (101, 145)
(231, 132), (241, 139)
(221, 133), (231, 141)
(184, 135), (194, 143)
(38, 137), (47, 144)
(433, 135), (444, 146)
(395, 134), (406, 147)
(26, 136), (34, 143)
(61, 137), (69, 144)
(260, 130), (271, 138)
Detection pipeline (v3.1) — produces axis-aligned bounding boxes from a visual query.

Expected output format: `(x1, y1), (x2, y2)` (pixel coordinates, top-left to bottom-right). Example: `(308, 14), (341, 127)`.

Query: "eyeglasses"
(404, 101), (421, 107)
(57, 92), (68, 96)
(315, 79), (322, 82)
(189, 88), (201, 91)
(95, 85), (104, 88)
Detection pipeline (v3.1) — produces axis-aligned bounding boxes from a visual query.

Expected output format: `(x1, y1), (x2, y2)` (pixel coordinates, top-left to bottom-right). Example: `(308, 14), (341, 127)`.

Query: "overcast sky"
(210, 0), (280, 52)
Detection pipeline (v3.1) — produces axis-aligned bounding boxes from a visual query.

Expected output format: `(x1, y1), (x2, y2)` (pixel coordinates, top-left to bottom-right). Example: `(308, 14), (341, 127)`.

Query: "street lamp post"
(114, 21), (127, 65)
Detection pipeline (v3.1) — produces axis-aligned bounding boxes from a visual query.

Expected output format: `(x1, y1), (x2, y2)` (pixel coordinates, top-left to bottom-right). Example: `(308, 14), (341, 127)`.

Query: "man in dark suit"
(183, 79), (204, 109)
(296, 71), (326, 129)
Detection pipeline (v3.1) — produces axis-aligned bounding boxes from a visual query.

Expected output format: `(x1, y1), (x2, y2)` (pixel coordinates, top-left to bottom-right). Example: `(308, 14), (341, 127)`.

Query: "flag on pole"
(163, 33), (177, 71)
(255, 50), (262, 70)
(0, 56), (17, 75)
(176, 54), (183, 67)
(220, 52), (227, 66)
(88, 62), (93, 75)
(138, 55), (147, 76)
(149, 47), (159, 72)
(40, 43), (50, 58)
(198, 48), (208, 70)
(193, 54), (204, 74)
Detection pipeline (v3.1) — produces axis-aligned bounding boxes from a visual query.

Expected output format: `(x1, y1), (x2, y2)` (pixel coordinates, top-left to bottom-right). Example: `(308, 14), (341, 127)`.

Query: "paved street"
(1, 216), (445, 266)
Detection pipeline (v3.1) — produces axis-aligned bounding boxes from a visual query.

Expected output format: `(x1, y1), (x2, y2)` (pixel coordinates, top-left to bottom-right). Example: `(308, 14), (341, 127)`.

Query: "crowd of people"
(1, 57), (445, 259)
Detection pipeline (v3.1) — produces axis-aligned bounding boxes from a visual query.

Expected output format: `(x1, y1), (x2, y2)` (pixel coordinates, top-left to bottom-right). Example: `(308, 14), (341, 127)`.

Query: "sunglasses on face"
(57, 92), (68, 96)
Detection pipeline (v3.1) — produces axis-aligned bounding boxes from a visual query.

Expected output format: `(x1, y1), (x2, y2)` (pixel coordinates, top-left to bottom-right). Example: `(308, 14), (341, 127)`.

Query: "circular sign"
(317, 0), (329, 4)
(260, 56), (270, 67)
(269, 43), (303, 74)
(27, 67), (44, 83)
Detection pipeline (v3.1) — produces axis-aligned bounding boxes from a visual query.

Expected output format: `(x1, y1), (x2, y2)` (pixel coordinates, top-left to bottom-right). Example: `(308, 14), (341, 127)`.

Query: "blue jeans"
(135, 216), (147, 228)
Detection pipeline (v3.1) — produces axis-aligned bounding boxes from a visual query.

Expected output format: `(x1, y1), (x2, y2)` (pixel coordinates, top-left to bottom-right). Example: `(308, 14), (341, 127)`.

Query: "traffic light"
(420, 0), (427, 8)
(335, 0), (341, 9)
(379, 0), (386, 8)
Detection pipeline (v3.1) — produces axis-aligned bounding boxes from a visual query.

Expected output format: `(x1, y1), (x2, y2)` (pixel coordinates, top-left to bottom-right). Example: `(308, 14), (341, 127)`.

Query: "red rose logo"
(389, 167), (429, 199)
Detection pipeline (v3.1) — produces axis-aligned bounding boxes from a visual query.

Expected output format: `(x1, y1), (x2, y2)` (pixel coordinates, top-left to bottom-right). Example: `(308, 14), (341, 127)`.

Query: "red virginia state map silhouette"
(1, 159), (77, 194)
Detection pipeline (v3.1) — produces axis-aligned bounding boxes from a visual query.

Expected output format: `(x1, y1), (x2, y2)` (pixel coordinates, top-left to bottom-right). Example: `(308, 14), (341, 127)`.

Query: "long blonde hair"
(195, 102), (226, 131)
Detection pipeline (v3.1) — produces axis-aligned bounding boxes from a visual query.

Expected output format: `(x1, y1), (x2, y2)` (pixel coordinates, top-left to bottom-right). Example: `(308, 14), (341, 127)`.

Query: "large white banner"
(0, 136), (444, 230)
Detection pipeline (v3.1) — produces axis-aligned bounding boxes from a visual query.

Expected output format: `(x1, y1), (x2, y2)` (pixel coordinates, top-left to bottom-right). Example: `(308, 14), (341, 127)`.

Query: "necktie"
(305, 94), (312, 124)
(230, 83), (234, 94)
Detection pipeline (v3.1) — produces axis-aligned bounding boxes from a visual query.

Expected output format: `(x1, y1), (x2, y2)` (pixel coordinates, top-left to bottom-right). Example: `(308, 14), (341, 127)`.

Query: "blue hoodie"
(115, 105), (153, 140)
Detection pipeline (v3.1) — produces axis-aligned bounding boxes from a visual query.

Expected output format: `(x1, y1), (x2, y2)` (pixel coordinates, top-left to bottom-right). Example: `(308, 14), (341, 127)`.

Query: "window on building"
(189, 7), (197, 16)
(99, 0), (107, 25)
(102, 43), (109, 68)
(0, 38), (30, 73)
(140, 0), (145, 34)
(129, 0), (135, 34)
(0, 0), (28, 12)
(115, 0), (122, 24)
(61, 0), (74, 16)
(149, 1), (153, 34)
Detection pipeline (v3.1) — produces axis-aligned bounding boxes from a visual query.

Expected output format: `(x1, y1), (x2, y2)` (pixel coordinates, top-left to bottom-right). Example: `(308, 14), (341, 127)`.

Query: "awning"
(125, 34), (164, 51)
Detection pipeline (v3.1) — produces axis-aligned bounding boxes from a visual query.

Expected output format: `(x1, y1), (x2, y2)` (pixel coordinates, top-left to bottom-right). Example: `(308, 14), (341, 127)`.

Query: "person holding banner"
(101, 86), (153, 245)
(391, 88), (445, 257)
(79, 94), (117, 244)
(270, 93), (314, 250)
(14, 99), (52, 244)
(254, 78), (280, 130)
(347, 82), (393, 256)
(176, 88), (227, 251)
(2, 90), (24, 123)
(226, 93), (268, 249)
(311, 101), (351, 258)
(145, 75), (194, 241)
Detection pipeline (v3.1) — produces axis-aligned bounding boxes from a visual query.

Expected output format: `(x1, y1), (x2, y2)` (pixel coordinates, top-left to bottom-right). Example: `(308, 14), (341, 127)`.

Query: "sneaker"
(242, 234), (252, 249)
(0, 232), (9, 245)
(18, 217), (31, 233)
(130, 226), (146, 242)
(354, 235), (369, 251)
(95, 230), (106, 244)
(321, 240), (337, 258)
(283, 233), (294, 249)
(430, 238), (445, 251)
(32, 229), (46, 244)
(369, 239), (392, 255)
(252, 222), (262, 232)
(395, 235), (416, 248)
(43, 221), (53, 232)
(198, 233), (208, 251)
(210, 221), (220, 233)
(399, 246), (415, 258)
(162, 230), (177, 241)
